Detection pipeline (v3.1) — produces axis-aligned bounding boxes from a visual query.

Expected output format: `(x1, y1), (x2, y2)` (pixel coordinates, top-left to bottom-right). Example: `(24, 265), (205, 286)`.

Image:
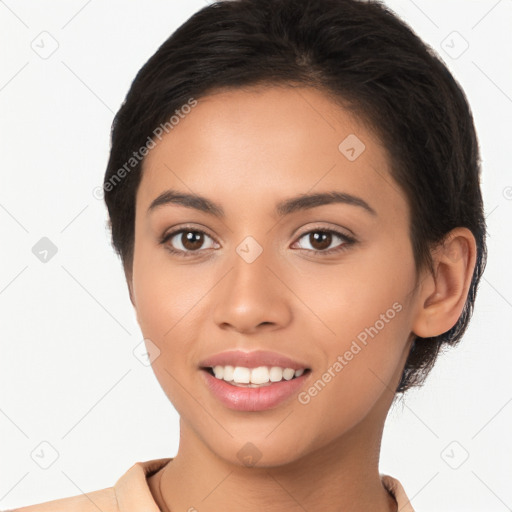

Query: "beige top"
(10, 458), (415, 511)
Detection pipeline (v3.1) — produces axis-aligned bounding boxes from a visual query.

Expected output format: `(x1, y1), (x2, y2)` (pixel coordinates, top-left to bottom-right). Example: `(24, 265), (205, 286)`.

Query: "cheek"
(131, 252), (207, 408)
(131, 243), (209, 338)
(290, 248), (413, 413)
(287, 240), (413, 340)
(294, 315), (411, 449)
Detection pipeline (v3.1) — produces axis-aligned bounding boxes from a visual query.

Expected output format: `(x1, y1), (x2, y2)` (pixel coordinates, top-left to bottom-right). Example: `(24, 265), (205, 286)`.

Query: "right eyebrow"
(148, 189), (224, 217)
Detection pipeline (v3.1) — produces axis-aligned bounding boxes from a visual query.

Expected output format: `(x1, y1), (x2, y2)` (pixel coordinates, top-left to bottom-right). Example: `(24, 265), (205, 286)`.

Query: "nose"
(212, 245), (293, 334)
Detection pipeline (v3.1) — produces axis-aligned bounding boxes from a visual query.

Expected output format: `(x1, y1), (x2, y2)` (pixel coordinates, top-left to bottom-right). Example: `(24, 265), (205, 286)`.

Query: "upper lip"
(199, 350), (310, 370)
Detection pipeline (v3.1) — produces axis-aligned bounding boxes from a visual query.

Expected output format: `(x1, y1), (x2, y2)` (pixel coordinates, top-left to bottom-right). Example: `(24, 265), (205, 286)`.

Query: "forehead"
(137, 86), (406, 222)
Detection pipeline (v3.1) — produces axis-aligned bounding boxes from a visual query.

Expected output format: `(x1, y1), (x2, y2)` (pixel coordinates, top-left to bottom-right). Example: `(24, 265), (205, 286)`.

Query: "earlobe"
(411, 227), (477, 338)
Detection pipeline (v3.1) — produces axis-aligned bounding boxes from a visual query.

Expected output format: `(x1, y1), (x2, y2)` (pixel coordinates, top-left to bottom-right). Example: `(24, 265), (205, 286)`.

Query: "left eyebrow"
(147, 189), (377, 217)
(276, 191), (377, 217)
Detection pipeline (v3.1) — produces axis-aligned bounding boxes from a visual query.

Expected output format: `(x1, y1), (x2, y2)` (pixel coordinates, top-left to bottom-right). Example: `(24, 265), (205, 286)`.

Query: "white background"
(0, 1), (511, 510)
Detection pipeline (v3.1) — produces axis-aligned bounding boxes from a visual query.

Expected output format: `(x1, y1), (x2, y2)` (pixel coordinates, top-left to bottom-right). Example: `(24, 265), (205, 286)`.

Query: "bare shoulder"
(4, 486), (119, 512)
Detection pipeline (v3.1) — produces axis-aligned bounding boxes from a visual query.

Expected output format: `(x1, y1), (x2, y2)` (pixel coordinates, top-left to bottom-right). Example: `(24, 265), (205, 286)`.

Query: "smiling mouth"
(201, 365), (311, 387)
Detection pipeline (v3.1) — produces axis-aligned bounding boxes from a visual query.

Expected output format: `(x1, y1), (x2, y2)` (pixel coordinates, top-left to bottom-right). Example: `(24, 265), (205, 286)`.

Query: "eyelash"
(160, 225), (357, 258)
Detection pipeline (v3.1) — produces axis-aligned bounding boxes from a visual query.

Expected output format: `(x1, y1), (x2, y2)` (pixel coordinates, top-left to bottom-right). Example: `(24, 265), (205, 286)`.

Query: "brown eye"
(163, 228), (218, 255)
(180, 231), (205, 251)
(294, 229), (355, 255)
(307, 231), (332, 251)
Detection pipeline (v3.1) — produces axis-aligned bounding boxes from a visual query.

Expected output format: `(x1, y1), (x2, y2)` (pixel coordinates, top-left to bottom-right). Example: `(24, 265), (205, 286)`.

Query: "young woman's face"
(129, 86), (424, 466)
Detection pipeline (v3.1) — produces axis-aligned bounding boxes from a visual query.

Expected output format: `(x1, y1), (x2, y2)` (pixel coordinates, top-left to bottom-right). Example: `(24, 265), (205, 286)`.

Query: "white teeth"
(233, 366), (251, 384)
(223, 365), (234, 382)
(269, 366), (283, 382)
(283, 368), (295, 380)
(250, 366), (270, 384)
(209, 365), (307, 386)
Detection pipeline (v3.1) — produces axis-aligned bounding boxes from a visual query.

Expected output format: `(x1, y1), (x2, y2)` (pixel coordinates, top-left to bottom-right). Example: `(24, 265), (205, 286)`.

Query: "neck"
(153, 400), (397, 512)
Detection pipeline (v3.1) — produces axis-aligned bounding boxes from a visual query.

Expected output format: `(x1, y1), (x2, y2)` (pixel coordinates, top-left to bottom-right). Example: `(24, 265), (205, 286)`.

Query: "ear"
(411, 227), (477, 338)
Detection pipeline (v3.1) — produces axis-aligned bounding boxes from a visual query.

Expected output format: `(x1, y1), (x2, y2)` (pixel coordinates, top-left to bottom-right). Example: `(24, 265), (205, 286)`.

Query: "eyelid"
(293, 222), (355, 240)
(292, 221), (356, 240)
(161, 223), (219, 242)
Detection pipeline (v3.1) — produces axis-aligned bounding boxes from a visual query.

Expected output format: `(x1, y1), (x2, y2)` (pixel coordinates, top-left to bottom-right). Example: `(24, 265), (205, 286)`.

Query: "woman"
(12, 0), (486, 510)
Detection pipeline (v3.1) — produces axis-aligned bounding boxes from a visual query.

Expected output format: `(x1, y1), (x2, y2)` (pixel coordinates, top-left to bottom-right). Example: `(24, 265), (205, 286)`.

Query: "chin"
(196, 423), (321, 470)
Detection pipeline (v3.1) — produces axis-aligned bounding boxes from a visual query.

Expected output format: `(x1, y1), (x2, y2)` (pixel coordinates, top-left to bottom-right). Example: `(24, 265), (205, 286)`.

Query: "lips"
(199, 349), (309, 370)
(199, 350), (311, 411)
(201, 371), (310, 411)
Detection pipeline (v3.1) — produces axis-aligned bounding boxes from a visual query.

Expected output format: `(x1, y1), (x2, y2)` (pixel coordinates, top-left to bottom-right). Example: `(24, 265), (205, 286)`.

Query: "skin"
(126, 85), (477, 512)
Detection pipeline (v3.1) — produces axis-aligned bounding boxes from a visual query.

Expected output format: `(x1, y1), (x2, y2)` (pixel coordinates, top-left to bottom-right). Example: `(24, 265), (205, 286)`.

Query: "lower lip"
(201, 369), (310, 412)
